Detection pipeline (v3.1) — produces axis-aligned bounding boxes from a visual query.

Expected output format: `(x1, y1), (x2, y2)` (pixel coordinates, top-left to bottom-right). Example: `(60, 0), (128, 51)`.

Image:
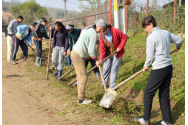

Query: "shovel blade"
(99, 90), (117, 108)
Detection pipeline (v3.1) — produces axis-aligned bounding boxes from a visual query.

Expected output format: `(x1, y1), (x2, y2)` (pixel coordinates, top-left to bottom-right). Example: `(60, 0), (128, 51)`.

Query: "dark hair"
(42, 18), (48, 23)
(55, 21), (63, 27)
(68, 24), (74, 27)
(18, 16), (24, 20)
(41, 17), (45, 20)
(92, 24), (96, 29)
(31, 22), (37, 27)
(142, 15), (157, 28)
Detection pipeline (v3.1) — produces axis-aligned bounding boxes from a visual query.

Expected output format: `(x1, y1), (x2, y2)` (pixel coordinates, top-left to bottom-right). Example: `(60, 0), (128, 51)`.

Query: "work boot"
(134, 117), (150, 125)
(35, 56), (40, 67)
(57, 70), (62, 79)
(53, 70), (58, 76)
(39, 57), (43, 66)
(156, 120), (172, 125)
(23, 57), (28, 61)
(10, 60), (16, 65)
(78, 98), (92, 105)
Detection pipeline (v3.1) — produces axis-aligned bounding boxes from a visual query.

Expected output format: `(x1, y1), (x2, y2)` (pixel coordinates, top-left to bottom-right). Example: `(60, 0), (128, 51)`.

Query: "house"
(163, 0), (185, 8)
(2, 10), (14, 25)
(2, 10), (14, 37)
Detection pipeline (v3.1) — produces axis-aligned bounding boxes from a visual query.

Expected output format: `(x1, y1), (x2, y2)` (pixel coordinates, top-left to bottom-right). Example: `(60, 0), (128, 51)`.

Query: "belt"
(33, 37), (38, 40)
(7, 34), (14, 37)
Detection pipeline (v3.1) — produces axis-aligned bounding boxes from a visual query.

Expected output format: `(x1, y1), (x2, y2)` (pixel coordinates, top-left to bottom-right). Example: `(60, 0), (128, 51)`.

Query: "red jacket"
(99, 28), (127, 60)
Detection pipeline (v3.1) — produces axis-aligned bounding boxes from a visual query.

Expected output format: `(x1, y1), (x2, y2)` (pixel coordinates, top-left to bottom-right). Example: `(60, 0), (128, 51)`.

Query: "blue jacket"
(15, 25), (33, 46)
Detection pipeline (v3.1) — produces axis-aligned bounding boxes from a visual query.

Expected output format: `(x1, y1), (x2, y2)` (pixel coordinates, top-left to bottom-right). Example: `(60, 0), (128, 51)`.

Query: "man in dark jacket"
(33, 18), (49, 66)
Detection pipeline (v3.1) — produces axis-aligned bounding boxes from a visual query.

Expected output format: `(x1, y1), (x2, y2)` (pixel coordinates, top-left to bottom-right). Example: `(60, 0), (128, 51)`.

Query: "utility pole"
(63, 0), (67, 20)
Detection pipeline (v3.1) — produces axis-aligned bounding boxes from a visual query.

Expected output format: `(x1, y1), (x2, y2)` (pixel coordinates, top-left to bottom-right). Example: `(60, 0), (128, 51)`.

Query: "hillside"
(23, 33), (185, 125)
(2, 0), (78, 20)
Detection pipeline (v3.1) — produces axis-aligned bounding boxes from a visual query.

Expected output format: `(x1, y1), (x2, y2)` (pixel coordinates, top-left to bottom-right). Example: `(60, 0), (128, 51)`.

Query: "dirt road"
(2, 37), (112, 125)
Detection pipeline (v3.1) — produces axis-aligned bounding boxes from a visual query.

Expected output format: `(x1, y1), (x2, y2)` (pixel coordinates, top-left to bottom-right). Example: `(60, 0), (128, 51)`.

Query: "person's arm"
(169, 32), (183, 49)
(7, 20), (14, 35)
(25, 33), (33, 46)
(33, 24), (40, 38)
(88, 33), (97, 59)
(99, 33), (106, 61)
(116, 28), (128, 51)
(69, 35), (73, 51)
(64, 31), (69, 54)
(44, 30), (49, 39)
(144, 38), (155, 68)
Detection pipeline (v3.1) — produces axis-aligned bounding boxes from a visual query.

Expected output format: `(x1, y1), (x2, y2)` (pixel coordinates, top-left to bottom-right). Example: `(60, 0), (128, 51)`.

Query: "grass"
(25, 33), (185, 124)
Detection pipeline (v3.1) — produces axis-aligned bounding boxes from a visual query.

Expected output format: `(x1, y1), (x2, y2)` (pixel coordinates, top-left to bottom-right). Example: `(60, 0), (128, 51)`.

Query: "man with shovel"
(10, 23), (37, 64)
(33, 18), (49, 67)
(134, 15), (183, 125)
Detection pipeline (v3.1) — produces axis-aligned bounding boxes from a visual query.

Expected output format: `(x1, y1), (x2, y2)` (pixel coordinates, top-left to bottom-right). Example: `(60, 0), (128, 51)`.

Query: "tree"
(10, 0), (48, 24)
(78, 0), (102, 14)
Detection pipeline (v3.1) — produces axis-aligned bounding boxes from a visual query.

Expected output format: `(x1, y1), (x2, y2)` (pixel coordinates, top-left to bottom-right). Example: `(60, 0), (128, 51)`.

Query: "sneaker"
(23, 57), (28, 61)
(78, 98), (92, 105)
(134, 117), (150, 125)
(156, 120), (172, 125)
(10, 60), (16, 65)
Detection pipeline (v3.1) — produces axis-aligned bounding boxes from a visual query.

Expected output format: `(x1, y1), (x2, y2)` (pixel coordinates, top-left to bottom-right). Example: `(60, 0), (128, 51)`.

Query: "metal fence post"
(146, 0), (149, 16)
(109, 0), (112, 24)
(126, 5), (129, 33)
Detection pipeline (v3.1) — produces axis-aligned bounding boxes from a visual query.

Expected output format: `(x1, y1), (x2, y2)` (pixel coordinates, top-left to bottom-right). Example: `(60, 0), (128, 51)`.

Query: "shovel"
(26, 42), (47, 61)
(68, 51), (118, 86)
(99, 65), (107, 91)
(99, 49), (176, 108)
(99, 69), (143, 108)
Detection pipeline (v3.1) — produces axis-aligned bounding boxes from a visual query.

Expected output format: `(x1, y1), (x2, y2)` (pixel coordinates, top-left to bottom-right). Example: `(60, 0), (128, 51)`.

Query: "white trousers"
(7, 36), (14, 62)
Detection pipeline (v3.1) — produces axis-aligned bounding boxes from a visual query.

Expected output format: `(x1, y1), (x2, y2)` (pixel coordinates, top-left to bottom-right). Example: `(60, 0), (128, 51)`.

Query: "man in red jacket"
(96, 20), (127, 88)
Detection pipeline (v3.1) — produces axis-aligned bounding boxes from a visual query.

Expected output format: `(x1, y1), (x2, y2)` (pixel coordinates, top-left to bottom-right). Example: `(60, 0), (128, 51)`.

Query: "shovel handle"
(99, 65), (107, 91)
(113, 70), (143, 90)
(170, 49), (176, 54)
(64, 54), (69, 58)
(112, 49), (176, 90)
(59, 67), (75, 80)
(68, 51), (117, 86)
(26, 42), (37, 55)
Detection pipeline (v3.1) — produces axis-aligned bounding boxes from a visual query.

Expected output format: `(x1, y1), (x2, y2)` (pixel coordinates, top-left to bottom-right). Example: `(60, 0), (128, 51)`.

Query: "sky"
(4, 0), (173, 12)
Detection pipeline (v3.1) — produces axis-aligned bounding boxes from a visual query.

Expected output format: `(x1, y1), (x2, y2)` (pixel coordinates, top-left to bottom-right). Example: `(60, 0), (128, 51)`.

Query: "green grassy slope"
(26, 33), (185, 125)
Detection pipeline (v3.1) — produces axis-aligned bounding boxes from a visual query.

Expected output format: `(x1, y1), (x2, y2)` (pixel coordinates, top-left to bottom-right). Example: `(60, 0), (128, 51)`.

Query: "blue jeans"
(65, 55), (71, 66)
(101, 55), (122, 88)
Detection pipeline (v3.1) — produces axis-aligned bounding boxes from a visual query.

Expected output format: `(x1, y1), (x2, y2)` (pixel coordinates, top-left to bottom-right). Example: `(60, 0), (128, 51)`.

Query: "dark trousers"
(12, 36), (28, 60)
(144, 65), (173, 123)
(85, 59), (99, 73)
(34, 40), (42, 57)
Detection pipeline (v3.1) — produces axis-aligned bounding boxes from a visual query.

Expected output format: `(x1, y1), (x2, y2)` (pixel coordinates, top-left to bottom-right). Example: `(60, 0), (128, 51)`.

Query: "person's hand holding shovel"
(63, 52), (67, 56)
(29, 46), (33, 50)
(143, 66), (149, 72)
(96, 60), (103, 67)
(114, 48), (121, 56)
